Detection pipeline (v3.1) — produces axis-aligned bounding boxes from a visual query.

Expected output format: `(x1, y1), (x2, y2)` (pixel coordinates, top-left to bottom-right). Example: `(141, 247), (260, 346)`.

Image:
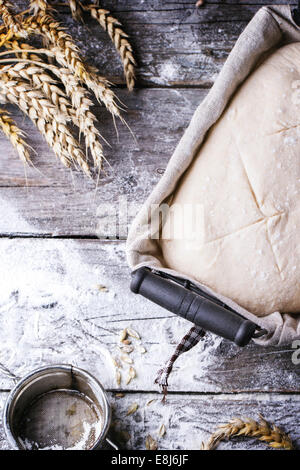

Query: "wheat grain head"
(0, 1), (23, 34)
(4, 62), (72, 113)
(87, 6), (136, 91)
(29, 0), (50, 15)
(0, 55), (106, 171)
(26, 61), (105, 170)
(0, 76), (90, 175)
(0, 107), (31, 163)
(56, 67), (105, 169)
(23, 13), (121, 118)
(201, 416), (294, 450)
(67, 0), (82, 21)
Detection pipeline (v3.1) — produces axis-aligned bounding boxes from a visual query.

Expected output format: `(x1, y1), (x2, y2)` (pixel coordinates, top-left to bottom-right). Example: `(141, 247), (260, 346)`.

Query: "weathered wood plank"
(0, 238), (298, 393)
(0, 89), (207, 236)
(0, 391), (299, 450)
(9, 2), (296, 87)
(58, 5), (257, 87)
(0, 1), (297, 452)
(0, 1), (297, 453)
(16, 1), (296, 15)
(61, 0), (298, 10)
(98, 0), (297, 8)
(103, 392), (300, 450)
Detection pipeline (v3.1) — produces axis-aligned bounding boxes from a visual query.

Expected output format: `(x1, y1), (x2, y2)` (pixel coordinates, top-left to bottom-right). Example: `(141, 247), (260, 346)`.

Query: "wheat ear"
(0, 77), (90, 175)
(4, 62), (72, 118)
(87, 5), (136, 91)
(29, 60), (106, 169)
(0, 1), (22, 34)
(41, 64), (106, 170)
(29, 0), (50, 15)
(0, 52), (106, 170)
(23, 13), (121, 118)
(67, 0), (82, 21)
(0, 108), (31, 163)
(56, 67), (105, 170)
(201, 416), (294, 450)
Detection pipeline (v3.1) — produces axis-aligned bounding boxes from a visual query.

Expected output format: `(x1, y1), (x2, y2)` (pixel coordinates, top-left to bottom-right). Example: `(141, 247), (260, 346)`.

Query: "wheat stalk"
(5, 39), (43, 61)
(86, 5), (136, 91)
(0, 76), (90, 175)
(23, 13), (121, 118)
(0, 107), (31, 163)
(201, 416), (294, 450)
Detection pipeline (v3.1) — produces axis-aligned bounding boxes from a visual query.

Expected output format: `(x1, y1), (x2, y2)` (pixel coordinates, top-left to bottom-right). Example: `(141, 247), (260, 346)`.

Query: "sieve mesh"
(16, 389), (103, 450)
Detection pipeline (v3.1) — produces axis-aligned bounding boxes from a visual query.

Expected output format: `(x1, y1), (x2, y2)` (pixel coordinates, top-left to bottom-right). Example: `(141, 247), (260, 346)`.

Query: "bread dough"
(160, 43), (300, 317)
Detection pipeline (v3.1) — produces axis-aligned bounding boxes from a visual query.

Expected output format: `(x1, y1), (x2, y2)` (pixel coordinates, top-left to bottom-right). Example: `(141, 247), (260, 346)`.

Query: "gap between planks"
(0, 389), (299, 396)
(0, 234), (121, 240)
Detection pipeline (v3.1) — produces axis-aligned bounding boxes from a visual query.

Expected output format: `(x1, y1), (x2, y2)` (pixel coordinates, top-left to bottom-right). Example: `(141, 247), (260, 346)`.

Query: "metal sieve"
(3, 364), (118, 450)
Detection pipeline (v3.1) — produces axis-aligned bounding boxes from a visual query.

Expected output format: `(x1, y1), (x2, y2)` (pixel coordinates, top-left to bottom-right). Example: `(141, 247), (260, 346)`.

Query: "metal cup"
(3, 364), (118, 450)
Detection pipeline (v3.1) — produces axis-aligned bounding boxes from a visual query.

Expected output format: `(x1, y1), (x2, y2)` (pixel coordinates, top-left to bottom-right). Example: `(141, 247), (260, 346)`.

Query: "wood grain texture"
(0, 239), (298, 393)
(0, 391), (299, 450)
(56, 4), (259, 87)
(0, 89), (206, 236)
(12, 1), (297, 88)
(0, 1), (299, 451)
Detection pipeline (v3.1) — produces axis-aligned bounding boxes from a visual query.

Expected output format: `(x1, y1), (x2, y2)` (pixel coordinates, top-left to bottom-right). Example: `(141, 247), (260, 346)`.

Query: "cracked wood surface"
(0, 239), (298, 392)
(0, 0), (299, 450)
(0, 391), (299, 450)
(0, 89), (206, 237)
(11, 1), (298, 88)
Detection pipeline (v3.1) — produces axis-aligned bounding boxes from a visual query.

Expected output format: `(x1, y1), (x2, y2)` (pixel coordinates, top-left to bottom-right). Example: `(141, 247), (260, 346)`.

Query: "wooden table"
(0, 0), (299, 450)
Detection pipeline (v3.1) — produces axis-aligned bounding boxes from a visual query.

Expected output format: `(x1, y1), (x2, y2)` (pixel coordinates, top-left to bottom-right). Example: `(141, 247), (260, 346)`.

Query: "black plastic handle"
(131, 267), (257, 346)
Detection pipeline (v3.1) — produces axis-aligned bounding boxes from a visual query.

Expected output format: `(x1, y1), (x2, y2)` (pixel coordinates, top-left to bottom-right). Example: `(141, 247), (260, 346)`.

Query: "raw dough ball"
(161, 43), (300, 317)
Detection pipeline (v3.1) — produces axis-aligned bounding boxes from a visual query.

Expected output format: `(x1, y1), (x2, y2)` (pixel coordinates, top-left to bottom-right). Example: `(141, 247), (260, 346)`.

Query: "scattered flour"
(0, 196), (121, 386)
(283, 135), (297, 146)
(0, 200), (297, 450)
(152, 62), (180, 85)
(0, 199), (223, 395)
(0, 197), (39, 234)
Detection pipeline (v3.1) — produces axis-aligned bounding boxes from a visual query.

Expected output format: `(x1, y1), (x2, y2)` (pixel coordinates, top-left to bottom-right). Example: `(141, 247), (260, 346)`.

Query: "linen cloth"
(127, 5), (300, 346)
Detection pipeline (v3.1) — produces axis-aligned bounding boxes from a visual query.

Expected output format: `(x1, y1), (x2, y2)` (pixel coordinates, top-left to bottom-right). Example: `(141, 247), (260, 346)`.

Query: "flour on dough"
(160, 43), (300, 317)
